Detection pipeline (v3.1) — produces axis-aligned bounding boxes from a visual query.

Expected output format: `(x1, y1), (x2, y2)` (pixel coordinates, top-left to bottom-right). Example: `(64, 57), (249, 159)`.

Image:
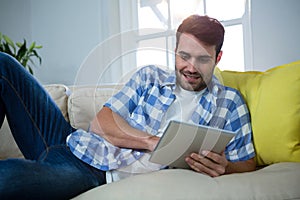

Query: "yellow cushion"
(216, 61), (300, 166)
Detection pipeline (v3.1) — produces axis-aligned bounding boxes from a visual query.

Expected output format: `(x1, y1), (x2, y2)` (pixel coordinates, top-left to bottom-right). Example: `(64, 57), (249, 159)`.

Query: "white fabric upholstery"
(68, 85), (122, 130)
(74, 162), (300, 200)
(0, 118), (23, 159)
(44, 84), (70, 121)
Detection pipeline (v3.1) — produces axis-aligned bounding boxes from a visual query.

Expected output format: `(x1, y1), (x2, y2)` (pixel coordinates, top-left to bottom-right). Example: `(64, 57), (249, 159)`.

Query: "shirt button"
(135, 152), (141, 156)
(117, 160), (121, 165)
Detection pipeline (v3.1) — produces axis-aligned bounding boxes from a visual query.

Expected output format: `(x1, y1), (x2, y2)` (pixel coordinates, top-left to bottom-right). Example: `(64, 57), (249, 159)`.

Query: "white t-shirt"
(159, 85), (205, 135)
(106, 86), (205, 183)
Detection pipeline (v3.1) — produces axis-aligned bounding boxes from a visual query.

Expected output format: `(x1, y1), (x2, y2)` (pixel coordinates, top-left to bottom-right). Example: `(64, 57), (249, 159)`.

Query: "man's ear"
(216, 51), (223, 64)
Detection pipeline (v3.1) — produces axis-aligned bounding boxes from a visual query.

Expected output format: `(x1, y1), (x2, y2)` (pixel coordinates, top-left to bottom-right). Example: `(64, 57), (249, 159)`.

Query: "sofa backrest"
(67, 84), (122, 130)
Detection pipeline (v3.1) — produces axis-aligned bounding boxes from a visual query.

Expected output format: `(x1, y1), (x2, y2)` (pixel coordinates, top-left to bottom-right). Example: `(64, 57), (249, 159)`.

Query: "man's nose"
(186, 58), (198, 72)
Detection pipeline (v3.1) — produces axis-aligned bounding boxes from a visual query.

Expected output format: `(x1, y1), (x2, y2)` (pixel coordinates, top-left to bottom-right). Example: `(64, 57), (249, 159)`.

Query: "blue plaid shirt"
(67, 65), (255, 171)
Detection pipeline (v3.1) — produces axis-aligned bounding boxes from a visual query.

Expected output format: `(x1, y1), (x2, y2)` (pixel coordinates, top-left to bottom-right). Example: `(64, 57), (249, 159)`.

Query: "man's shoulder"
(221, 86), (247, 107)
(212, 77), (245, 104)
(223, 85), (240, 94)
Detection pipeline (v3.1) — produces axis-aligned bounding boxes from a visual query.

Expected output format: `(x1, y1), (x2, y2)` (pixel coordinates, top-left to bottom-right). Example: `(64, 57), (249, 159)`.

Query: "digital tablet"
(149, 120), (236, 169)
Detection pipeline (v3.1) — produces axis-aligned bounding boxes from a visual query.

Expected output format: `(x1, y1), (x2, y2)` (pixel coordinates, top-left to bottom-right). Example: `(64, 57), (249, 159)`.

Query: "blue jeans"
(0, 53), (106, 199)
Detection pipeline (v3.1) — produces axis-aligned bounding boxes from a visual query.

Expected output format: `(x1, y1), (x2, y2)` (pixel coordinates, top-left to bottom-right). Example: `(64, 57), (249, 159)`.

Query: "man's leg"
(0, 53), (106, 198)
(0, 52), (73, 159)
(0, 147), (106, 200)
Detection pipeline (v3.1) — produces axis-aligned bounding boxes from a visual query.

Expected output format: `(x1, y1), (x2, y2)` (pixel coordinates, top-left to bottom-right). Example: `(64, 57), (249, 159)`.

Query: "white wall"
(250, 0), (300, 71)
(0, 0), (300, 85)
(30, 0), (103, 85)
(0, 0), (105, 85)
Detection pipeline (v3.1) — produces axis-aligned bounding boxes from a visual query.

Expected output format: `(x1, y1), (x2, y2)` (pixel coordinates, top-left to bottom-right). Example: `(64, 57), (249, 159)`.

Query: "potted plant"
(0, 32), (42, 75)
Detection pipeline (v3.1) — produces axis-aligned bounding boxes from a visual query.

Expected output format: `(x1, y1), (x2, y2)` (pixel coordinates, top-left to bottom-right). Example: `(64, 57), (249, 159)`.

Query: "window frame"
(133, 0), (253, 71)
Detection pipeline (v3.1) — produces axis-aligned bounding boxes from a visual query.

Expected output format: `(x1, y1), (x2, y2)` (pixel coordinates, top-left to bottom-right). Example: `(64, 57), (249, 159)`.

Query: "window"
(136, 0), (249, 71)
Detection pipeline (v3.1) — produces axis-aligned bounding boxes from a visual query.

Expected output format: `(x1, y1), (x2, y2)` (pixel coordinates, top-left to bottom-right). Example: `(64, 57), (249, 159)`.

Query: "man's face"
(175, 33), (221, 91)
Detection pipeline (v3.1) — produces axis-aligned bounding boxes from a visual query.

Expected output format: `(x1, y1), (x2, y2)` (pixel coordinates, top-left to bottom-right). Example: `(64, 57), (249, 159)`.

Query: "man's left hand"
(185, 150), (228, 177)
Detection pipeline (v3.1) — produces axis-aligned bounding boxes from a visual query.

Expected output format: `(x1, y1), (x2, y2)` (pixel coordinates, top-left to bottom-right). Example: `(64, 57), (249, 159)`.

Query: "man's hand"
(185, 150), (228, 177)
(185, 150), (256, 177)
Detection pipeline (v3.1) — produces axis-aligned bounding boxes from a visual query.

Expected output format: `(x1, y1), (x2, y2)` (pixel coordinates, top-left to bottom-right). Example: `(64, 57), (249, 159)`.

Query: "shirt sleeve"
(66, 129), (144, 171)
(104, 68), (145, 119)
(224, 91), (255, 162)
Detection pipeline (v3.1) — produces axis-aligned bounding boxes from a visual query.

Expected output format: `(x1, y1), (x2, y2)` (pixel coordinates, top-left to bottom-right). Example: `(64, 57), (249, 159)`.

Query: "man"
(77, 14), (256, 181)
(0, 15), (255, 199)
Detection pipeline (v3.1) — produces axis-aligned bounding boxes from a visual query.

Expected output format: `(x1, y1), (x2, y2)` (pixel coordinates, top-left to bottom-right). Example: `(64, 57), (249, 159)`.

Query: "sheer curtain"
(74, 0), (138, 86)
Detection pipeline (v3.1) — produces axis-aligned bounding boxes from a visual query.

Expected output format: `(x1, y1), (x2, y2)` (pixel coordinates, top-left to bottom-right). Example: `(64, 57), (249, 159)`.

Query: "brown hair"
(176, 15), (225, 59)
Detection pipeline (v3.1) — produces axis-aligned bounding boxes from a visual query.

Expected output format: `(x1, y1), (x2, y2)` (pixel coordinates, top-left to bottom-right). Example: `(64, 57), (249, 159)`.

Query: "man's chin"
(176, 74), (206, 91)
(180, 82), (199, 91)
(181, 81), (207, 91)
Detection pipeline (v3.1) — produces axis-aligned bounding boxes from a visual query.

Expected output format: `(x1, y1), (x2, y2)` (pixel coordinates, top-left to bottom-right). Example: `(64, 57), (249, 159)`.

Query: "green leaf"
(29, 41), (36, 52)
(0, 33), (42, 75)
(21, 57), (29, 67)
(35, 45), (43, 49)
(32, 49), (42, 64)
(16, 42), (22, 48)
(16, 40), (27, 61)
(3, 35), (16, 53)
(3, 43), (14, 55)
(28, 66), (34, 75)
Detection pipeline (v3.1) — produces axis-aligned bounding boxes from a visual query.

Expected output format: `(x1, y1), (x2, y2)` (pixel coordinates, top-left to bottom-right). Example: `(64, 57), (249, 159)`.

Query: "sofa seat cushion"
(217, 60), (300, 166)
(73, 162), (300, 200)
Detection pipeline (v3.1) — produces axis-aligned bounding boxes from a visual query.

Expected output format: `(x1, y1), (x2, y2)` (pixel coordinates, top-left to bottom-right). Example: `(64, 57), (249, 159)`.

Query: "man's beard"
(175, 68), (207, 91)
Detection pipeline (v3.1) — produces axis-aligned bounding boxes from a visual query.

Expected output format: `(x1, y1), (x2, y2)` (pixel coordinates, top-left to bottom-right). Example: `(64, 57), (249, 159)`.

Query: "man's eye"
(198, 57), (211, 64)
(180, 54), (189, 60)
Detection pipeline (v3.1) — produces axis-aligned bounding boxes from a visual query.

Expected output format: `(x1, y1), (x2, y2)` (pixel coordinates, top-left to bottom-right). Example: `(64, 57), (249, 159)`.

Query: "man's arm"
(185, 151), (256, 177)
(90, 106), (159, 151)
(185, 88), (256, 177)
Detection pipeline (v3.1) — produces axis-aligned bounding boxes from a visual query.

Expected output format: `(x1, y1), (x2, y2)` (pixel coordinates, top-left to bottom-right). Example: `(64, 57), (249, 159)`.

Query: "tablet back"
(149, 120), (235, 169)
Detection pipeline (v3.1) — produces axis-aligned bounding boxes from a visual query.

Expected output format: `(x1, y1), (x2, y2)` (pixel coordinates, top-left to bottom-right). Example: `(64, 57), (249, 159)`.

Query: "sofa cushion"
(0, 117), (24, 159)
(73, 162), (300, 200)
(217, 60), (300, 166)
(44, 84), (70, 121)
(68, 85), (122, 130)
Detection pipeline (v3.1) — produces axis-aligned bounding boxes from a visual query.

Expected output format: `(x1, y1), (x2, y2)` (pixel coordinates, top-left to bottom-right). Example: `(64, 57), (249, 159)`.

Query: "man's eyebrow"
(177, 51), (212, 59)
(177, 51), (190, 55)
(197, 55), (212, 59)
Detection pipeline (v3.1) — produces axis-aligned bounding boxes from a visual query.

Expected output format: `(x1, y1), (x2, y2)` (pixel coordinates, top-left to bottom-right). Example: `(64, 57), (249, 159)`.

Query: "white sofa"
(1, 61), (300, 199)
